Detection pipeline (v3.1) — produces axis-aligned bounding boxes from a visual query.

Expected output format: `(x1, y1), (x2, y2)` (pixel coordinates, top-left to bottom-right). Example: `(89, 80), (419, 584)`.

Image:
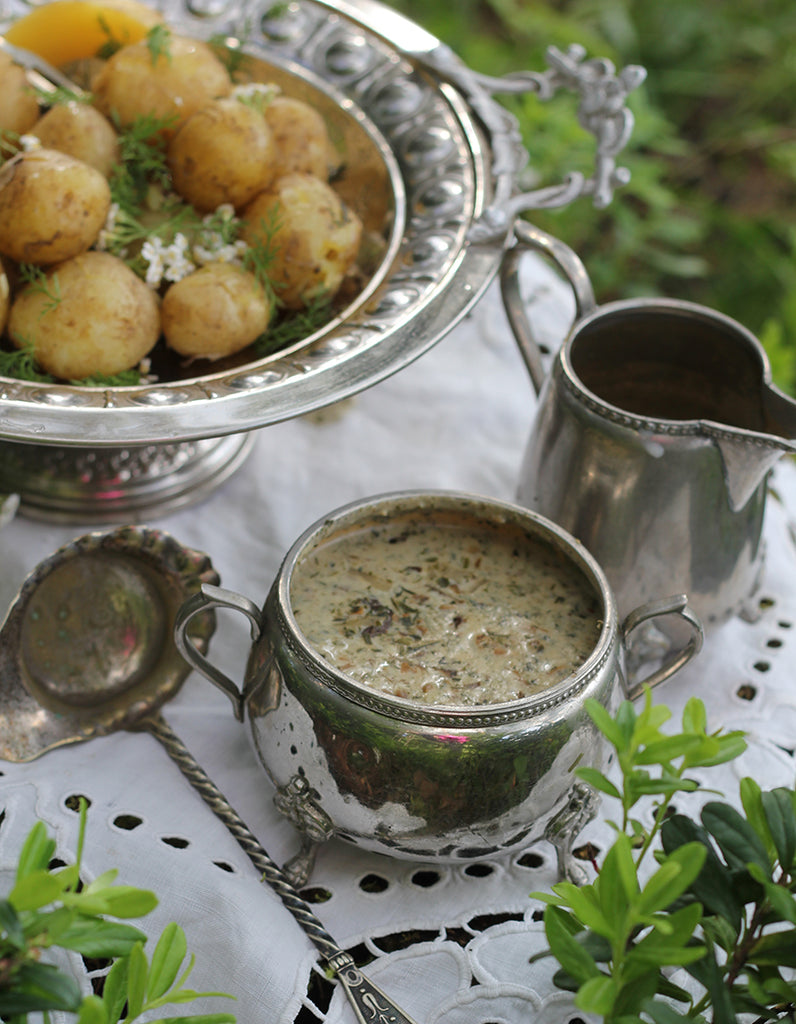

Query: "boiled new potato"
(0, 50), (41, 142)
(167, 98), (276, 212)
(0, 148), (111, 264)
(32, 101), (120, 178)
(91, 34), (232, 136)
(241, 173), (362, 310)
(8, 251), (160, 379)
(263, 96), (336, 180)
(161, 263), (272, 359)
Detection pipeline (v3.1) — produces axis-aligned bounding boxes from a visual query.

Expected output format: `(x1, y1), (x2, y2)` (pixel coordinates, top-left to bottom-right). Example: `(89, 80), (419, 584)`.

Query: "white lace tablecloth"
(1, 259), (796, 1024)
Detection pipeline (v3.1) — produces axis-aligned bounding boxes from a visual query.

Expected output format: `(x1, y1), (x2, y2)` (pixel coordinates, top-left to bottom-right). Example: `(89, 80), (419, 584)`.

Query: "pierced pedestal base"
(0, 433), (255, 523)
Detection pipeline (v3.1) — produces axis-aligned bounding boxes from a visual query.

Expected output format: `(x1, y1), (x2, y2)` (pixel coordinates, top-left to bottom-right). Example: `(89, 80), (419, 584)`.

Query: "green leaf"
(15, 821), (56, 882)
(740, 777), (775, 859)
(76, 994), (108, 1024)
(684, 732), (746, 769)
(126, 941), (149, 1018)
(575, 973), (618, 1015)
(0, 962), (82, 1015)
(584, 697), (630, 750)
(544, 906), (601, 985)
(701, 801), (771, 874)
(0, 897), (24, 947)
(761, 787), (796, 869)
(626, 935), (706, 967)
(148, 922), (188, 1000)
(84, 869), (120, 892)
(642, 996), (701, 1023)
(747, 863), (796, 924)
(95, 885), (158, 919)
(747, 929), (796, 967)
(597, 833), (638, 907)
(550, 882), (614, 937)
(101, 956), (130, 1023)
(681, 698), (707, 735)
(56, 918), (148, 958)
(9, 870), (64, 910)
(636, 843), (707, 916)
(575, 767), (621, 799)
(660, 814), (744, 927)
(685, 939), (735, 1024)
(634, 734), (703, 765)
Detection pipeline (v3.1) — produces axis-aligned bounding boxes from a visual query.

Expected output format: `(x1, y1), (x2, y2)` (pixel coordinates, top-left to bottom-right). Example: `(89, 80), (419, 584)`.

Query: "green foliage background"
(386, 0), (796, 393)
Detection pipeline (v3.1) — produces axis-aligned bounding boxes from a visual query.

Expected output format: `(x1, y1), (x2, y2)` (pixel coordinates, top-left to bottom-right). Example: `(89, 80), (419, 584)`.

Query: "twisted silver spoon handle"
(142, 712), (419, 1024)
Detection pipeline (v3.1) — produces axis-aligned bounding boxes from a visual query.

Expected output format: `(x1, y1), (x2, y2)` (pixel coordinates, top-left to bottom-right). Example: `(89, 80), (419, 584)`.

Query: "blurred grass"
(386, 0), (796, 393)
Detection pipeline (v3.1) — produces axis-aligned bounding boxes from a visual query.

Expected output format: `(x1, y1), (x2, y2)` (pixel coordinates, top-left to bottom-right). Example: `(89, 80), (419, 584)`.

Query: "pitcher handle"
(620, 594), (704, 701)
(500, 220), (597, 394)
(174, 582), (263, 722)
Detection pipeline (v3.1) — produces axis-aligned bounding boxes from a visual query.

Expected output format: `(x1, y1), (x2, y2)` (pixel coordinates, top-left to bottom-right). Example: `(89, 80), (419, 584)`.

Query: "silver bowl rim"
(270, 488), (620, 728)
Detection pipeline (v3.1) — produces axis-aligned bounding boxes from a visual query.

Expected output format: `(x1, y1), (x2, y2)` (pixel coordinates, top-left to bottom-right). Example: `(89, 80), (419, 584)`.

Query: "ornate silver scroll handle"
(420, 41), (646, 240)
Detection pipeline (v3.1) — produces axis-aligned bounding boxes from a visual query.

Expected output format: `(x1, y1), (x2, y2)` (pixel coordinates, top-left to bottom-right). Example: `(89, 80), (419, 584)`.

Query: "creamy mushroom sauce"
(290, 510), (602, 706)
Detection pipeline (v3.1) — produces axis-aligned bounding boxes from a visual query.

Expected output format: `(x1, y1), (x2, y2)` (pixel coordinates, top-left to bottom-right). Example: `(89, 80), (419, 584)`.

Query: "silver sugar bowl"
(175, 491), (701, 881)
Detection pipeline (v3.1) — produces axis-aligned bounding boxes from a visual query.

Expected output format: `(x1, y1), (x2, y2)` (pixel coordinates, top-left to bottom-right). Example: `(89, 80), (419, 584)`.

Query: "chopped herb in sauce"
(290, 512), (602, 707)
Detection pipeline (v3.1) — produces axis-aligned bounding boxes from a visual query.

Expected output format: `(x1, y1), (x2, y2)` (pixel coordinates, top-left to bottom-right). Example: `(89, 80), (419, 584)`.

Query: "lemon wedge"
(4, 0), (163, 67)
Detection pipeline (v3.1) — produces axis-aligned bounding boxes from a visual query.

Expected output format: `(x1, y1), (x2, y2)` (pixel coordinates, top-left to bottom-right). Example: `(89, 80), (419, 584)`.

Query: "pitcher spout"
(705, 382), (796, 511)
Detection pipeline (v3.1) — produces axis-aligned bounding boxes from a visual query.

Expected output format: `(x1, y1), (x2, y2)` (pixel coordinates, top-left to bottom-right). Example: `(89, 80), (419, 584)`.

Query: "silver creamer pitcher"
(503, 222), (796, 630)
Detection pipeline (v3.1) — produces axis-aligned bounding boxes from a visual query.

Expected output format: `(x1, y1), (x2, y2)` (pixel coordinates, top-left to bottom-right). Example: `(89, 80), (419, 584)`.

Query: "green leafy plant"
(387, 0), (796, 396)
(0, 801), (235, 1023)
(528, 689), (796, 1020)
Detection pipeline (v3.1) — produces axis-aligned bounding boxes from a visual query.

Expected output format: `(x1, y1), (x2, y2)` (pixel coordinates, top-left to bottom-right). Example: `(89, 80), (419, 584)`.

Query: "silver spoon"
(0, 526), (419, 1024)
(0, 35), (87, 97)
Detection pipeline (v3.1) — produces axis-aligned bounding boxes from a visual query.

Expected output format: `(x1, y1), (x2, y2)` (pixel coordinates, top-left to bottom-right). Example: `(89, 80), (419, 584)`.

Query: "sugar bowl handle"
(620, 594), (704, 700)
(174, 582), (262, 722)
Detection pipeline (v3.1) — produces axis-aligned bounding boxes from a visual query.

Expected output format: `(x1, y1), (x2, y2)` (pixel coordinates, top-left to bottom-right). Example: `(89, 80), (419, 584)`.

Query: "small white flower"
(19, 134), (41, 151)
(231, 81), (280, 105)
(95, 203), (120, 252)
(162, 233), (195, 282)
(141, 237), (167, 289)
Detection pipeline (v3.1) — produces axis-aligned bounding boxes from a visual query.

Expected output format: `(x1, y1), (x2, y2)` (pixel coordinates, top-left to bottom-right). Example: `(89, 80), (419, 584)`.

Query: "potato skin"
(33, 102), (120, 178)
(91, 35), (232, 136)
(241, 172), (362, 310)
(8, 251), (160, 379)
(263, 96), (336, 180)
(0, 51), (40, 142)
(161, 262), (272, 359)
(0, 148), (111, 265)
(168, 98), (276, 212)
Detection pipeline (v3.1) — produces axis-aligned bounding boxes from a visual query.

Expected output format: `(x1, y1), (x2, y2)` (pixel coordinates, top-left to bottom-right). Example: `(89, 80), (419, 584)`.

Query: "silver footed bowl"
(0, 0), (645, 519)
(174, 490), (701, 880)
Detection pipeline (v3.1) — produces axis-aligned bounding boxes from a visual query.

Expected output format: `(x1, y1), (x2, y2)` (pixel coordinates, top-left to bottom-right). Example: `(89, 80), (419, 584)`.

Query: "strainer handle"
(174, 582), (262, 722)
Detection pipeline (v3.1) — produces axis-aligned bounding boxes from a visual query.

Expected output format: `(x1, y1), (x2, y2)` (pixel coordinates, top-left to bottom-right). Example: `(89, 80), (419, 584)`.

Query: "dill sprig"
(241, 207), (283, 307)
(18, 264), (62, 315)
(94, 13), (125, 59)
(0, 342), (53, 382)
(71, 368), (143, 387)
(102, 194), (201, 269)
(110, 112), (176, 213)
(253, 295), (333, 357)
(32, 84), (90, 107)
(146, 24), (172, 65)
